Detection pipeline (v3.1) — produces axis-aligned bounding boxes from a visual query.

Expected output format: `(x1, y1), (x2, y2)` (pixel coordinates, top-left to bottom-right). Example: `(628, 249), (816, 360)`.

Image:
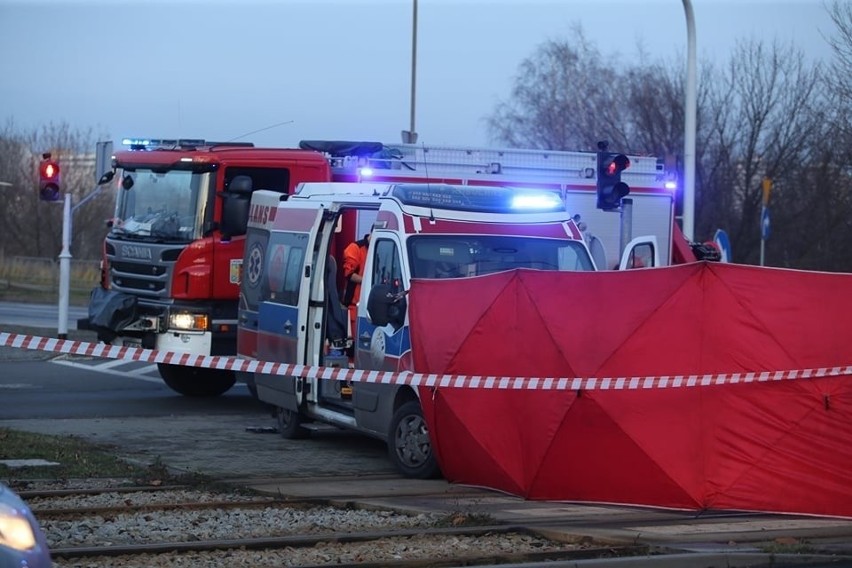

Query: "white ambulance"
(238, 182), (650, 478)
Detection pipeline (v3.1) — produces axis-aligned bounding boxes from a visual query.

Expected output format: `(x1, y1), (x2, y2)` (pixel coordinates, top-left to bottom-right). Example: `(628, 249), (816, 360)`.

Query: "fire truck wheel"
(157, 363), (236, 397)
(276, 407), (310, 439)
(389, 401), (441, 479)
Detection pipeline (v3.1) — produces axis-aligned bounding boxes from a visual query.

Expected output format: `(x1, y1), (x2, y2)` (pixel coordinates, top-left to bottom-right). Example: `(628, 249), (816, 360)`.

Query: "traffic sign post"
(759, 177), (772, 267)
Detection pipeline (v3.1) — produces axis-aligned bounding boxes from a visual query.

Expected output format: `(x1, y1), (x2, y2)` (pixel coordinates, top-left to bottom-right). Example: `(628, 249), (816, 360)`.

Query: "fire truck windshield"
(111, 169), (209, 242)
(407, 235), (595, 278)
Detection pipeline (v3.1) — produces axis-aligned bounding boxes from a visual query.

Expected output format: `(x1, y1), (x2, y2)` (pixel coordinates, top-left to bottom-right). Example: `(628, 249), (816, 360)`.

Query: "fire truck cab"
(82, 138), (331, 396)
(240, 181), (631, 478)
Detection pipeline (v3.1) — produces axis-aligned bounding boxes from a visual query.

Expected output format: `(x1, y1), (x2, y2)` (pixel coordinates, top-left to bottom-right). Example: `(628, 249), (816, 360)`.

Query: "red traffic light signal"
(596, 151), (630, 210)
(38, 155), (62, 201)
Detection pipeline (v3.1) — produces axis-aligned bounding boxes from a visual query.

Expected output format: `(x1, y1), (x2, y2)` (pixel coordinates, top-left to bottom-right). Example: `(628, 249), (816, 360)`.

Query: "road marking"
(91, 358), (136, 370)
(127, 364), (159, 376)
(0, 383), (42, 389)
(51, 359), (163, 384)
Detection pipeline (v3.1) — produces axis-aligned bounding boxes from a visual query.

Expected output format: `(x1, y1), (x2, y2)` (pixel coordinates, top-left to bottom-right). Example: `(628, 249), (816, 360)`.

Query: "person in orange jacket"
(342, 233), (371, 339)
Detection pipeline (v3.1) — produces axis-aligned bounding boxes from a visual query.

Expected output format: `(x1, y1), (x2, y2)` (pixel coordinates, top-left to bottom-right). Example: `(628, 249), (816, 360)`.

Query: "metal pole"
(410, 0), (418, 138)
(759, 204), (766, 266)
(57, 193), (72, 339)
(682, 0), (697, 242)
(620, 198), (634, 259)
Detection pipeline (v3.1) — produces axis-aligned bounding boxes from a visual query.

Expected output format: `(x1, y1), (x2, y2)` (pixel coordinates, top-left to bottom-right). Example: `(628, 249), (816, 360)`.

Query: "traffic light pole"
(619, 198), (634, 259)
(56, 182), (108, 339)
(57, 193), (72, 339)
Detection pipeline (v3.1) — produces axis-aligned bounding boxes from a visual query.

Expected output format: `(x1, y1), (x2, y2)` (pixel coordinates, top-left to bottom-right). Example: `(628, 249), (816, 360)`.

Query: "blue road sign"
(713, 229), (732, 263)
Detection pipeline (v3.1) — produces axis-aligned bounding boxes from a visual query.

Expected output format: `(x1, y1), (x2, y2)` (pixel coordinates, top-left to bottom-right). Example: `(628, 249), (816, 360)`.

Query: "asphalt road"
(0, 353), (394, 479)
(0, 300), (87, 330)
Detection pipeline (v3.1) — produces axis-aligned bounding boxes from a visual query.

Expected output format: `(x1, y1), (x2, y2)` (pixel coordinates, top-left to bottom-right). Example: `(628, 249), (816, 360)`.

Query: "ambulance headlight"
(169, 313), (209, 331)
(511, 192), (562, 210)
(0, 503), (37, 551)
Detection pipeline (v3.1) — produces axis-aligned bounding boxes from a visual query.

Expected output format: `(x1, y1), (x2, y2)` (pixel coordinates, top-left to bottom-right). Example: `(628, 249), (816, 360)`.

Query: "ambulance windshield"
(407, 235), (595, 278)
(111, 169), (209, 242)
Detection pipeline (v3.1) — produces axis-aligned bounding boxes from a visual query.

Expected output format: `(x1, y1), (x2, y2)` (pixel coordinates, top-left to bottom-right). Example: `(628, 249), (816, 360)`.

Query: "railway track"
(16, 480), (645, 567)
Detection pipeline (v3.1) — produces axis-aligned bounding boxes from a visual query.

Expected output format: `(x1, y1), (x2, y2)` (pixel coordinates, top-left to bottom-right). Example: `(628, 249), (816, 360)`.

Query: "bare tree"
(699, 40), (827, 265)
(486, 25), (630, 152)
(485, 28), (852, 269)
(825, 0), (852, 107)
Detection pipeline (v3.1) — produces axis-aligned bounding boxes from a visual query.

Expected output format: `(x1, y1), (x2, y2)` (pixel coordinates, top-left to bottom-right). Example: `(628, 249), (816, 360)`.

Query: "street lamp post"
(402, 0), (418, 144)
(682, 0), (697, 242)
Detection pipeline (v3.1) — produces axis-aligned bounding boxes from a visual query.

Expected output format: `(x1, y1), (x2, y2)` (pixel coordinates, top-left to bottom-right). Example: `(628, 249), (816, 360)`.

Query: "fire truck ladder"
(300, 140), (666, 190)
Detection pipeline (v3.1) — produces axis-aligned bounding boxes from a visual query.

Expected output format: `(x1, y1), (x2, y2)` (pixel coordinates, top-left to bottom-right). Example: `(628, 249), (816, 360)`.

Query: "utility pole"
(682, 0), (697, 242)
(402, 0), (418, 144)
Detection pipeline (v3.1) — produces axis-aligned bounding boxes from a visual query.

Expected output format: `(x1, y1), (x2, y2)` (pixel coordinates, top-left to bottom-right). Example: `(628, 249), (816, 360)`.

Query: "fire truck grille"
(111, 276), (167, 293)
(111, 262), (167, 276)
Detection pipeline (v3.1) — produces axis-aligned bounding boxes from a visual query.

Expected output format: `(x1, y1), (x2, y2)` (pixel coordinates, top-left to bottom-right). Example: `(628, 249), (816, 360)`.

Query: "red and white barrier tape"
(2, 332), (851, 390)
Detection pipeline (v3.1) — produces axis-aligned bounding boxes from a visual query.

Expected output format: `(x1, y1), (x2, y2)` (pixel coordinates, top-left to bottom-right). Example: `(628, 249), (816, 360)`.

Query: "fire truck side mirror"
(98, 171), (115, 185)
(221, 193), (251, 239)
(221, 175), (255, 239)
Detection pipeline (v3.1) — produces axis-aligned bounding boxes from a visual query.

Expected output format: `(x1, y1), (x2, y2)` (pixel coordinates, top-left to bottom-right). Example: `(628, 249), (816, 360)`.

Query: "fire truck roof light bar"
(121, 138), (255, 150)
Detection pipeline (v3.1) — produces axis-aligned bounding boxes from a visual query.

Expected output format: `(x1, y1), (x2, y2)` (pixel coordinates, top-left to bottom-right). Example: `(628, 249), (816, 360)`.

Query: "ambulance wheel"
(276, 407), (310, 439)
(389, 401), (440, 479)
(157, 364), (236, 397)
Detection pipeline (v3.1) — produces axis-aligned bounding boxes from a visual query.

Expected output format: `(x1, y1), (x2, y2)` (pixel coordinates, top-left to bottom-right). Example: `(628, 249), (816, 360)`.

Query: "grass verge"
(0, 428), (169, 483)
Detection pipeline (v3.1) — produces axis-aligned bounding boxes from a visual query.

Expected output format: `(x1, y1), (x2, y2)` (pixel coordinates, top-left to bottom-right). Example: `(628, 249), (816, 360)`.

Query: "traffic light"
(38, 153), (62, 201)
(596, 151), (630, 210)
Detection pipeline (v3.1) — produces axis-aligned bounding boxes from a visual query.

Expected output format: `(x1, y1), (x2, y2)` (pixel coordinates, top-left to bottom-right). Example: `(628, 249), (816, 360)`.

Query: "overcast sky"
(0, 0), (838, 150)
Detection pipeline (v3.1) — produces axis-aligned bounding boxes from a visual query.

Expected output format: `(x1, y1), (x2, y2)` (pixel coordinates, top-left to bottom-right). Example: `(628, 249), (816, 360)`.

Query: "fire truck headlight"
(169, 313), (209, 331)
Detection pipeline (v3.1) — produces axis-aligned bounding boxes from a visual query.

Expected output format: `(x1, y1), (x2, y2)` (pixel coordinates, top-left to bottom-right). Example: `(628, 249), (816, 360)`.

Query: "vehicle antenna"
(227, 120), (295, 143)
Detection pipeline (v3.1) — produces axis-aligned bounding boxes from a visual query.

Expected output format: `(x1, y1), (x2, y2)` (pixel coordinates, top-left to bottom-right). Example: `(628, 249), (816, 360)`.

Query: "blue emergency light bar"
(120, 138), (225, 150)
(390, 184), (564, 214)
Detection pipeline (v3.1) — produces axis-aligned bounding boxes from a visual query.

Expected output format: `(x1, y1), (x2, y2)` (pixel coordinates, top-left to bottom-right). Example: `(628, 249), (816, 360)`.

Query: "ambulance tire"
(157, 364), (236, 397)
(276, 407), (310, 439)
(388, 401), (441, 479)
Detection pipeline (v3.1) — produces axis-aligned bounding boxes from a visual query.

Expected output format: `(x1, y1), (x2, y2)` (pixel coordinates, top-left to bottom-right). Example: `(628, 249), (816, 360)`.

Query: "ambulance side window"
(372, 239), (403, 290)
(367, 238), (406, 330)
(263, 232), (308, 305)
